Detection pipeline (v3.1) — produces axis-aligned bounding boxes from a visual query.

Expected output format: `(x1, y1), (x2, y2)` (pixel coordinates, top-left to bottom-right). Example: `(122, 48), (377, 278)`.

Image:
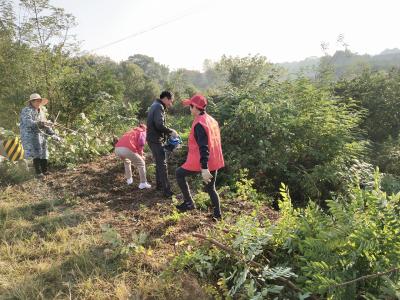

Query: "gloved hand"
(201, 169), (213, 183)
(52, 135), (62, 142)
(170, 129), (178, 138)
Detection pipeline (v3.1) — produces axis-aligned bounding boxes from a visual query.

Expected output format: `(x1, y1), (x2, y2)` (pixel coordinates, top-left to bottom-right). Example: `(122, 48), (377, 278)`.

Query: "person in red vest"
(175, 94), (224, 220)
(115, 124), (151, 189)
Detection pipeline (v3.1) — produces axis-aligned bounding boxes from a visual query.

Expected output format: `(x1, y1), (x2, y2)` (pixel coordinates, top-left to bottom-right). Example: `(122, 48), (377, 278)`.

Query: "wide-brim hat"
(28, 93), (41, 102)
(27, 93), (48, 106)
(182, 93), (207, 110)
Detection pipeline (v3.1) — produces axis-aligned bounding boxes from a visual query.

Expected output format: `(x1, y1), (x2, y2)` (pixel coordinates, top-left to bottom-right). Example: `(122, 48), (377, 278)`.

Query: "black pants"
(33, 158), (48, 175)
(176, 167), (221, 217)
(148, 142), (172, 194)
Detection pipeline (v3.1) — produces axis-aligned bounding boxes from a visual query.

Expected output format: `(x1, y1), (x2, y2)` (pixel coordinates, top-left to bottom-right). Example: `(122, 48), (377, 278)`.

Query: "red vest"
(182, 113), (224, 172)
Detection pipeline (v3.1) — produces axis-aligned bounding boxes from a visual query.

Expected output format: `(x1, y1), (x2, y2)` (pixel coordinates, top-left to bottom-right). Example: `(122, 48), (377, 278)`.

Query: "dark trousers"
(148, 142), (172, 193)
(176, 167), (221, 217)
(33, 158), (48, 175)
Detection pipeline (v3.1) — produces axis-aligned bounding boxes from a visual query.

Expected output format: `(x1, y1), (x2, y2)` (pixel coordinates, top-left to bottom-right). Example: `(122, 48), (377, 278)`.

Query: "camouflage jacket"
(19, 105), (54, 159)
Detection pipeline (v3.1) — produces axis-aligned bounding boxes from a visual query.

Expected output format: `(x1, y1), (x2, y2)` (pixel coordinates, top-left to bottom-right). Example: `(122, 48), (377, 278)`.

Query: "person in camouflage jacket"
(20, 93), (61, 177)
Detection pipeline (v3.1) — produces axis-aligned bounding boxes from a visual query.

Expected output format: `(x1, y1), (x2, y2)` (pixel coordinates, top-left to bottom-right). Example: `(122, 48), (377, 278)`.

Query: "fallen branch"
(209, 224), (277, 259)
(329, 267), (400, 290)
(193, 232), (249, 262)
(192, 232), (310, 296)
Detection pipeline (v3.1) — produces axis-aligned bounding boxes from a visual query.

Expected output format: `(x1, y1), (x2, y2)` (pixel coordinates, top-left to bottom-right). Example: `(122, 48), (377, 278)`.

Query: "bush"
(49, 112), (114, 167)
(0, 160), (33, 186)
(335, 69), (400, 143)
(170, 180), (400, 299)
(219, 78), (366, 204)
(374, 135), (400, 176)
(381, 173), (400, 195)
(49, 93), (139, 167)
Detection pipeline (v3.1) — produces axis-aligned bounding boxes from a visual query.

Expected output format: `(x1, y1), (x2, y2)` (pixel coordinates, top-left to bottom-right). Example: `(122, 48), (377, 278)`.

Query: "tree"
(128, 54), (169, 85)
(219, 78), (365, 204)
(213, 54), (280, 89)
(118, 60), (160, 117)
(56, 55), (124, 125)
(163, 69), (197, 115)
(16, 0), (77, 114)
(335, 69), (400, 143)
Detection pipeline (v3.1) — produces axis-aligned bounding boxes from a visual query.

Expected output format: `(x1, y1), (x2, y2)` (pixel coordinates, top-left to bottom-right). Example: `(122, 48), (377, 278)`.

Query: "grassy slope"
(0, 155), (277, 299)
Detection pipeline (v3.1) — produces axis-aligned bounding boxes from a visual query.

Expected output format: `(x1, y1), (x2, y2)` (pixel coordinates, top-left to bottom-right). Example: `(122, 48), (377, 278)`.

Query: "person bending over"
(115, 124), (151, 189)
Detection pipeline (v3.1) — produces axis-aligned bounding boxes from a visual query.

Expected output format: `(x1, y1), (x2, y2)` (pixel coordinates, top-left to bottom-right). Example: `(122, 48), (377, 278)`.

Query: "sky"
(44, 0), (400, 71)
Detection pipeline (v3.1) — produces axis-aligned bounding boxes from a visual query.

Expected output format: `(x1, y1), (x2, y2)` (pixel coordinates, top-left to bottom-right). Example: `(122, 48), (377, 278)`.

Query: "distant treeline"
(279, 48), (400, 79)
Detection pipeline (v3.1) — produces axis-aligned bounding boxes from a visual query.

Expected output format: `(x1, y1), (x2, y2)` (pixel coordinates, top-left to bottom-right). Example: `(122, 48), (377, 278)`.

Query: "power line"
(87, 10), (197, 53)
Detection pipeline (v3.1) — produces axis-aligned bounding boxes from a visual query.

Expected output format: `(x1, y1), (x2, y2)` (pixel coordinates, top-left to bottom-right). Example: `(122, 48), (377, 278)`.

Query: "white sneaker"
(138, 182), (151, 189)
(126, 178), (133, 185)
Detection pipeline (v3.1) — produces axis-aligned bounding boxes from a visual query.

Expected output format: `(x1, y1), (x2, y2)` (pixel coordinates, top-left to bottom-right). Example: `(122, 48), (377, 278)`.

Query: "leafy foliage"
(2, 3), (400, 298)
(278, 181), (400, 298)
(0, 160), (33, 185)
(171, 180), (400, 299)
(49, 112), (115, 167)
(335, 69), (400, 143)
(219, 78), (366, 204)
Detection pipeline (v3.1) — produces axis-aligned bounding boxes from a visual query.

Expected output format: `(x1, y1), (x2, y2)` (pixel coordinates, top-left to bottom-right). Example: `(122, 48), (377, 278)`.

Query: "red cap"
(182, 94), (207, 109)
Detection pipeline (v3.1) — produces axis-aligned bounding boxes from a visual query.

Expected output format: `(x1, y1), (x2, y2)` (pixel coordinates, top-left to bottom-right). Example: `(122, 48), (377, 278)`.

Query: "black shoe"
(176, 202), (196, 212)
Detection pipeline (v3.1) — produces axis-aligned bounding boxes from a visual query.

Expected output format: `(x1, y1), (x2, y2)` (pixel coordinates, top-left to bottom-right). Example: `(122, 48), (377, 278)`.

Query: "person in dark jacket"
(146, 91), (178, 197)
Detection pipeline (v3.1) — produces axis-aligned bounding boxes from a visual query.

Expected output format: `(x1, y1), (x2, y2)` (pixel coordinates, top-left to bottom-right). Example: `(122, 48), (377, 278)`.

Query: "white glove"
(201, 169), (213, 183)
(170, 129), (178, 138)
(52, 135), (62, 142)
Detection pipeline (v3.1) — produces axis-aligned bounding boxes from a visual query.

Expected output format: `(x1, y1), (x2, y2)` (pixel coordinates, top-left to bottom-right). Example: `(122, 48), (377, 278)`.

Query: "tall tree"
(213, 54), (279, 89)
(118, 60), (160, 116)
(128, 54), (169, 85)
(17, 0), (77, 114)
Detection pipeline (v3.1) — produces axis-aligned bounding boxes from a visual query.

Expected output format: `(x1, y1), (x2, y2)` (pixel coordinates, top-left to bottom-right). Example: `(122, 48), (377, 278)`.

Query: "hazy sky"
(47, 0), (399, 71)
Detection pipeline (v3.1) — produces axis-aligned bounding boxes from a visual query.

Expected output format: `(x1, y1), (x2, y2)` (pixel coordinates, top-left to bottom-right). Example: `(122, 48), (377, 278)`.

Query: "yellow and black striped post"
(2, 137), (24, 161)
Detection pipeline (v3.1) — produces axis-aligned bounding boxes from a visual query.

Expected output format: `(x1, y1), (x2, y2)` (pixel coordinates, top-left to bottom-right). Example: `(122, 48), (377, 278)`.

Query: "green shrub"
(49, 113), (113, 167)
(193, 192), (211, 210)
(170, 179), (400, 299)
(374, 135), (400, 176)
(0, 160), (33, 186)
(48, 92), (139, 168)
(218, 78), (366, 204)
(276, 181), (400, 298)
(381, 173), (400, 195)
(335, 69), (400, 144)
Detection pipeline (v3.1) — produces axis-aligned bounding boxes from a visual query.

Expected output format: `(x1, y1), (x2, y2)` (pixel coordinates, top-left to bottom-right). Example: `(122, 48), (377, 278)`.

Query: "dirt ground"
(1, 154), (279, 299)
(46, 154), (279, 241)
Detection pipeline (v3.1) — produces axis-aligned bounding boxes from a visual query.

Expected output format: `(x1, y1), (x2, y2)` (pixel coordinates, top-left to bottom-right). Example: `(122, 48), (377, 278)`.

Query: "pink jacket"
(115, 125), (147, 155)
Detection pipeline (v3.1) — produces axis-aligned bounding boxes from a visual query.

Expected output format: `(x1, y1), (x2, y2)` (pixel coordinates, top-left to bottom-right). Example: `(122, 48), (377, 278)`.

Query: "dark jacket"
(146, 100), (173, 144)
(194, 112), (209, 169)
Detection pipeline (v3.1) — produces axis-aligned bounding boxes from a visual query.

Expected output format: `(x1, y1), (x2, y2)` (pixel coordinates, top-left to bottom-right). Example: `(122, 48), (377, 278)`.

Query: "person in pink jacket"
(115, 124), (151, 189)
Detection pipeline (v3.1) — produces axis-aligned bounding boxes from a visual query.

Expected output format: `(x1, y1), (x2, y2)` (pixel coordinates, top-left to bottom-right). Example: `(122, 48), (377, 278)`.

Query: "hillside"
(0, 154), (278, 299)
(278, 48), (400, 78)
